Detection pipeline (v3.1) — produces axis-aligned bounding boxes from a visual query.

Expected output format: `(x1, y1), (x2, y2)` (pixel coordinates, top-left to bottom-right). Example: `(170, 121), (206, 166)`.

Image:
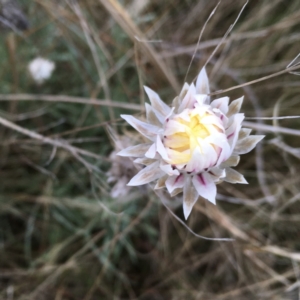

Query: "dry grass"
(1, 0), (300, 299)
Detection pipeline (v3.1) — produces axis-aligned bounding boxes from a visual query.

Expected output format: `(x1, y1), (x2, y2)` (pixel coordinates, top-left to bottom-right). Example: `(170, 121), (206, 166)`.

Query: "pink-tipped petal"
(128, 162), (164, 186)
(159, 162), (180, 176)
(144, 86), (171, 117)
(192, 173), (216, 205)
(121, 115), (160, 141)
(196, 67), (210, 95)
(165, 174), (184, 193)
(183, 175), (199, 220)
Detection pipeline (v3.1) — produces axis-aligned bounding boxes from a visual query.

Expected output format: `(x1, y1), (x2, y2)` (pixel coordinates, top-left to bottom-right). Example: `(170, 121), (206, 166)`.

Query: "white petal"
(226, 113), (244, 150)
(215, 141), (232, 165)
(166, 148), (190, 165)
(177, 109), (191, 122)
(165, 107), (175, 120)
(164, 120), (186, 135)
(220, 155), (240, 168)
(227, 96), (244, 117)
(178, 83), (197, 112)
(183, 175), (199, 220)
(145, 103), (163, 126)
(154, 175), (168, 189)
(196, 67), (210, 95)
(205, 132), (228, 148)
(118, 143), (152, 157)
(179, 82), (190, 99)
(238, 128), (252, 140)
(194, 94), (209, 106)
(127, 162), (164, 186)
(175, 82), (190, 112)
(192, 173), (216, 205)
(200, 114), (224, 129)
(159, 162), (180, 176)
(172, 96), (180, 112)
(224, 168), (248, 184)
(233, 135), (265, 155)
(171, 188), (183, 197)
(165, 174), (184, 193)
(210, 97), (229, 115)
(185, 146), (205, 173)
(208, 167), (226, 181)
(201, 142), (220, 169)
(145, 143), (156, 158)
(134, 157), (155, 165)
(156, 135), (169, 161)
(144, 86), (171, 117)
(121, 115), (160, 141)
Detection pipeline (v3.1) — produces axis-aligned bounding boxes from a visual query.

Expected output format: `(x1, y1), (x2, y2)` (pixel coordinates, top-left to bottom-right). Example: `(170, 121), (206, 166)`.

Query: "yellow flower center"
(164, 111), (213, 165)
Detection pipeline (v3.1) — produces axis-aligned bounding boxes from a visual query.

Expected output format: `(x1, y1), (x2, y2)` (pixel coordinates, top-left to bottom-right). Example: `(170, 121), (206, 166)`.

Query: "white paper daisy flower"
(118, 68), (264, 219)
(28, 57), (55, 84)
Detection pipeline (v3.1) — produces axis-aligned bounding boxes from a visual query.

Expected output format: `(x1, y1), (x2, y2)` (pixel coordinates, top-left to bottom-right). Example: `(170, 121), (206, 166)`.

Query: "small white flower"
(28, 57), (55, 84)
(118, 68), (264, 219)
